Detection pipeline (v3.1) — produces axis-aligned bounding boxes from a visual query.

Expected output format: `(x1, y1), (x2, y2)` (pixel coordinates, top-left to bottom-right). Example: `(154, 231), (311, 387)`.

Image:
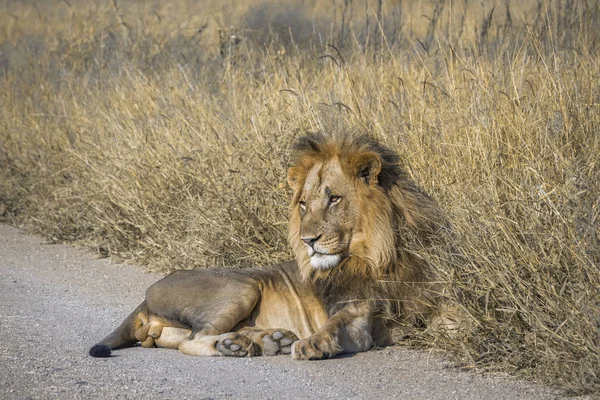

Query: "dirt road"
(0, 224), (567, 399)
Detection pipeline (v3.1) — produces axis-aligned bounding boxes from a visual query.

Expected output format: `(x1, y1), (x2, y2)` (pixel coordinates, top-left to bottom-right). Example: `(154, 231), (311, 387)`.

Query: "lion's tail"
(89, 301), (147, 358)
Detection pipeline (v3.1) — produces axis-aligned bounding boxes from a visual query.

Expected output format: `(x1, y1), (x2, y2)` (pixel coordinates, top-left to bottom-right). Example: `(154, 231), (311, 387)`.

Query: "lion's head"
(287, 133), (445, 285)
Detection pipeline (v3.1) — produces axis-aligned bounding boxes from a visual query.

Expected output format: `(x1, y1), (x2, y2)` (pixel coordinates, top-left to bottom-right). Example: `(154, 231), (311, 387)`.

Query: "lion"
(89, 133), (450, 360)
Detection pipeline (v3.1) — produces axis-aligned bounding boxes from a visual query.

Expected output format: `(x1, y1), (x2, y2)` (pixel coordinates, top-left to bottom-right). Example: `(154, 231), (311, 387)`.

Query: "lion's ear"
(352, 152), (382, 186)
(287, 166), (301, 189)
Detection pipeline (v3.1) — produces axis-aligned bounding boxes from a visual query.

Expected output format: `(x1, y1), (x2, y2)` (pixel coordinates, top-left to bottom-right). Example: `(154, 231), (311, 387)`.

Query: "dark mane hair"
(292, 133), (405, 191)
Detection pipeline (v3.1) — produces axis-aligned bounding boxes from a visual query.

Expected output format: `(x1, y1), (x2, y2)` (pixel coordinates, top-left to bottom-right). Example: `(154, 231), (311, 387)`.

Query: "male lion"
(89, 134), (448, 360)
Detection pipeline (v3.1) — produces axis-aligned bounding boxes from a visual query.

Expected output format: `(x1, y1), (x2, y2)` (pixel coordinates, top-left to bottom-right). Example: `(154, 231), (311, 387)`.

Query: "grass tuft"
(1, 0), (599, 393)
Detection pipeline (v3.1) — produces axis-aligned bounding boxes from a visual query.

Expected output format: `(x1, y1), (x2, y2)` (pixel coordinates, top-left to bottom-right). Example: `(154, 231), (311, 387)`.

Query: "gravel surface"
(0, 224), (570, 399)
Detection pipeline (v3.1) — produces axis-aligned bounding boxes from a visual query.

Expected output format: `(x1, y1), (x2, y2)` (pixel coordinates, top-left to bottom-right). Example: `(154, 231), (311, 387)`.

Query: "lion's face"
(294, 158), (358, 270)
(288, 147), (390, 274)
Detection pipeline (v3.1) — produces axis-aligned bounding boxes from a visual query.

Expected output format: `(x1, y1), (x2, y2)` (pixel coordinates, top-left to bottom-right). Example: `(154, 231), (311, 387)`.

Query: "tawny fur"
(90, 133), (451, 360)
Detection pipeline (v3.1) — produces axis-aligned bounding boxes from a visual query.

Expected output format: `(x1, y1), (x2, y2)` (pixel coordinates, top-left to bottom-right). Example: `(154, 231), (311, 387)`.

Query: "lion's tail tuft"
(89, 344), (112, 358)
(89, 301), (147, 358)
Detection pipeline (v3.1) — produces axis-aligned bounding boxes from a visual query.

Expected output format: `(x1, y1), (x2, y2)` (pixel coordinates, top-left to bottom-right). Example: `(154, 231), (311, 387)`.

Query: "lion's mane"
(288, 133), (447, 319)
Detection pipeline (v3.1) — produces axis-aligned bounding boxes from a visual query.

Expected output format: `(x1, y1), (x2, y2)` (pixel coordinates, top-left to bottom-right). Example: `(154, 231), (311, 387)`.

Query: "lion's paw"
(134, 319), (165, 348)
(216, 334), (256, 357)
(262, 330), (298, 356)
(291, 335), (339, 360)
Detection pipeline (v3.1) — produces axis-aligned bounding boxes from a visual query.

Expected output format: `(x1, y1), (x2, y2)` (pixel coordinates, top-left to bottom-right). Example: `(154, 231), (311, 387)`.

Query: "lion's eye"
(329, 195), (342, 206)
(299, 200), (307, 211)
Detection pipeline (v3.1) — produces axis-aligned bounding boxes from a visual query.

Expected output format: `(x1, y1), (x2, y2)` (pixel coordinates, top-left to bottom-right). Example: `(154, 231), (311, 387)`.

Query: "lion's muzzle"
(302, 234), (346, 270)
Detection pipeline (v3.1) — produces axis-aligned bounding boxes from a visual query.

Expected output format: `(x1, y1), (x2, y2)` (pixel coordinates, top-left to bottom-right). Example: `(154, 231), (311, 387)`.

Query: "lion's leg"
(292, 303), (374, 360)
(154, 327), (191, 349)
(175, 295), (261, 357)
(237, 327), (299, 356)
(371, 318), (394, 347)
(177, 330), (258, 357)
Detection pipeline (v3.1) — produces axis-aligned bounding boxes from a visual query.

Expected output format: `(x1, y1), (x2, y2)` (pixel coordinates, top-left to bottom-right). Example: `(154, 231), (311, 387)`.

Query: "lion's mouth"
(306, 247), (347, 270)
(313, 250), (337, 256)
(306, 246), (342, 257)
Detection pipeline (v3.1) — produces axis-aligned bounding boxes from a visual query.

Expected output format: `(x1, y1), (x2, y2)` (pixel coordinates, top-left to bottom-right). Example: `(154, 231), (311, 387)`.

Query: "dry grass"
(1, 0), (599, 394)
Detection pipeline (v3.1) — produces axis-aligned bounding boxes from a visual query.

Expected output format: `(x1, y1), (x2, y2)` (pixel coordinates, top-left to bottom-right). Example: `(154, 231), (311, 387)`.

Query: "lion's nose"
(301, 234), (322, 247)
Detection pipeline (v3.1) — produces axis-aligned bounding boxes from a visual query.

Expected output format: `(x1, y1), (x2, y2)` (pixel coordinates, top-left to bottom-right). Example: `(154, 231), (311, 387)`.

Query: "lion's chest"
(252, 277), (328, 339)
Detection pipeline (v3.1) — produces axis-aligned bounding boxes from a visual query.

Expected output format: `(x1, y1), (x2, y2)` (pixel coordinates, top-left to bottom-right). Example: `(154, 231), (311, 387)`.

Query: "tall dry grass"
(1, 0), (599, 394)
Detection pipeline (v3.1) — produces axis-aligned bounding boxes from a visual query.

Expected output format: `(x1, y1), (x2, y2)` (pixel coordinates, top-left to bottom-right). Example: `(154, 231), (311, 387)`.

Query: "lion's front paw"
(262, 330), (298, 356)
(216, 334), (256, 357)
(291, 335), (340, 360)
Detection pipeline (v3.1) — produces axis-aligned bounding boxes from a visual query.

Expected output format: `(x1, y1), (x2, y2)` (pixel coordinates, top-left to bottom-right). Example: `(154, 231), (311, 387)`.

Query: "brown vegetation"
(1, 0), (598, 394)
